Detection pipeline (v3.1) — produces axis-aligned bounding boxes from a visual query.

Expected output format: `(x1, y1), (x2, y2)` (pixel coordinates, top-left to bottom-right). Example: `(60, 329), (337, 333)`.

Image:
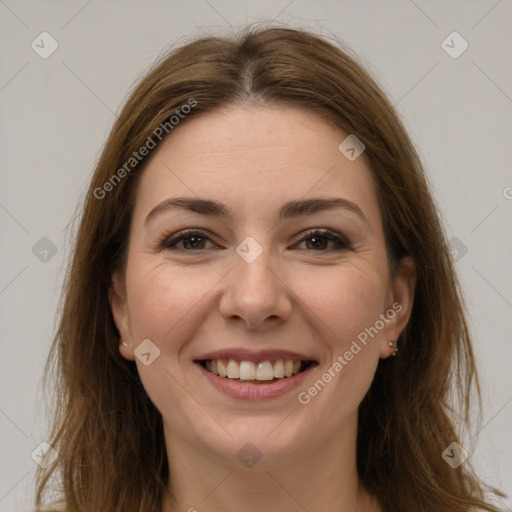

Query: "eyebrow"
(144, 196), (369, 226)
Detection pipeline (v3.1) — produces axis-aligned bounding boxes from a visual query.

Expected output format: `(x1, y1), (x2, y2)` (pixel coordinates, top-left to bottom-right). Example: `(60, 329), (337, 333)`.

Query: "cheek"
(125, 260), (211, 342)
(124, 252), (388, 446)
(288, 267), (385, 430)
(126, 253), (388, 355)
(124, 262), (216, 434)
(293, 262), (387, 349)
(294, 263), (385, 387)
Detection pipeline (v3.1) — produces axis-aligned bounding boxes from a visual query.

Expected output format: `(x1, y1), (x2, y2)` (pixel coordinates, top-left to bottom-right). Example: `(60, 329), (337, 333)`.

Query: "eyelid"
(295, 228), (350, 250)
(158, 228), (217, 250)
(159, 227), (351, 253)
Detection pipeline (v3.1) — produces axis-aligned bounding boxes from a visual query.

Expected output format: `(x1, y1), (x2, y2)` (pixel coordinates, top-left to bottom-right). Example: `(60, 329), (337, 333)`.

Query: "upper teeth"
(205, 359), (303, 380)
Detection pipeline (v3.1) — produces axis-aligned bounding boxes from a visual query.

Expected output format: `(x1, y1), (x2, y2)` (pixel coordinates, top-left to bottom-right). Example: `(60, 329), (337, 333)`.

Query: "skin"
(109, 104), (416, 512)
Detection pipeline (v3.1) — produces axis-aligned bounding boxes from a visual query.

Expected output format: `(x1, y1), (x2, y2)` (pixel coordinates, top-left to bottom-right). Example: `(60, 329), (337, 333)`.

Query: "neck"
(160, 414), (381, 512)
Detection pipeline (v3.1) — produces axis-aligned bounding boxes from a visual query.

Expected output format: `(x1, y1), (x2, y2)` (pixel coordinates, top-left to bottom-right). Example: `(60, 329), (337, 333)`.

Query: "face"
(109, 104), (415, 470)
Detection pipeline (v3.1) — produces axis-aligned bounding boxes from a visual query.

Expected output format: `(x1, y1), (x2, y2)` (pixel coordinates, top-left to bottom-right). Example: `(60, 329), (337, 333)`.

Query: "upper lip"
(195, 348), (317, 363)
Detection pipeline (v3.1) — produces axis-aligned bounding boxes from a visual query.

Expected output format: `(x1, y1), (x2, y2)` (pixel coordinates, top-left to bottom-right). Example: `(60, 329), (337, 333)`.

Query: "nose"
(218, 243), (293, 331)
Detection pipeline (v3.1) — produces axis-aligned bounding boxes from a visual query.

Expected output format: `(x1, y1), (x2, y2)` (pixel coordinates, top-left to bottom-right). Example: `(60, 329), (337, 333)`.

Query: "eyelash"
(159, 228), (350, 253)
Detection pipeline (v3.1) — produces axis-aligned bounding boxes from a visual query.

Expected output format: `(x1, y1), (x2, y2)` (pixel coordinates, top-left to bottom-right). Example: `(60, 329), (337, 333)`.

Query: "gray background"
(0, 1), (511, 510)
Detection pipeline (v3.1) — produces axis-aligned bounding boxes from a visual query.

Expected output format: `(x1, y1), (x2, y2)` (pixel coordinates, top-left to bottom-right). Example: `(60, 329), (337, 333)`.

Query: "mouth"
(194, 350), (318, 400)
(198, 358), (316, 383)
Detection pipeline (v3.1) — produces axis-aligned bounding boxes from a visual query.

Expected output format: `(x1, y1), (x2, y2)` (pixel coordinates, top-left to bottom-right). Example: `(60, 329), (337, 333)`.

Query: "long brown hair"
(36, 24), (501, 511)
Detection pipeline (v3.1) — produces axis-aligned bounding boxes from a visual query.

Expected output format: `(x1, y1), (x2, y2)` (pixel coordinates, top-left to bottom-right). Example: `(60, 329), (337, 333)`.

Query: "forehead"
(132, 105), (381, 228)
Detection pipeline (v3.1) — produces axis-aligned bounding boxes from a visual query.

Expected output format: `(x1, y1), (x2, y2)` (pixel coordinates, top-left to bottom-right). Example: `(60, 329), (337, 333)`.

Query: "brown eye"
(161, 230), (215, 251)
(159, 228), (350, 253)
(295, 229), (350, 251)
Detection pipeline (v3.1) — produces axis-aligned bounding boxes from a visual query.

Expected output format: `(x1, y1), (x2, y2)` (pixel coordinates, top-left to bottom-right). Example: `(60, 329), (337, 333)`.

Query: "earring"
(388, 340), (398, 356)
(121, 339), (128, 347)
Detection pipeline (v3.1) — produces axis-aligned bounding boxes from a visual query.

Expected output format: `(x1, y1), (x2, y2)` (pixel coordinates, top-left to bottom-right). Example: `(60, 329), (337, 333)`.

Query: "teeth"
(204, 359), (307, 380)
(256, 361), (274, 381)
(239, 361), (255, 380)
(273, 359), (284, 378)
(218, 359), (227, 378)
(226, 359), (239, 379)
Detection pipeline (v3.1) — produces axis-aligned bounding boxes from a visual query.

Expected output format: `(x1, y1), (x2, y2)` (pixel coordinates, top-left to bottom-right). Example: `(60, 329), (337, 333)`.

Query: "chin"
(186, 412), (316, 470)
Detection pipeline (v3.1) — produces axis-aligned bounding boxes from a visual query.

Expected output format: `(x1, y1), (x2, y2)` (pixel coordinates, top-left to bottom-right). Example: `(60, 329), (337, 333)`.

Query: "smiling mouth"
(198, 359), (316, 383)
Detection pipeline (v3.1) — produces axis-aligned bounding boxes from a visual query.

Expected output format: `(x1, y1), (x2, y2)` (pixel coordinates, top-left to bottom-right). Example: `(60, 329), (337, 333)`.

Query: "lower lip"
(197, 363), (315, 400)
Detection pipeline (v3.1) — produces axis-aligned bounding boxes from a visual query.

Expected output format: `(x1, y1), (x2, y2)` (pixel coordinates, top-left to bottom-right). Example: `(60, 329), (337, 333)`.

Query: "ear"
(108, 271), (135, 361)
(379, 256), (416, 358)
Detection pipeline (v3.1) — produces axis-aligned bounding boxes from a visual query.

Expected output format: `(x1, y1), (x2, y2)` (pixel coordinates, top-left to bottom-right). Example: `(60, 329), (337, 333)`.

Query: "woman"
(35, 25), (502, 511)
